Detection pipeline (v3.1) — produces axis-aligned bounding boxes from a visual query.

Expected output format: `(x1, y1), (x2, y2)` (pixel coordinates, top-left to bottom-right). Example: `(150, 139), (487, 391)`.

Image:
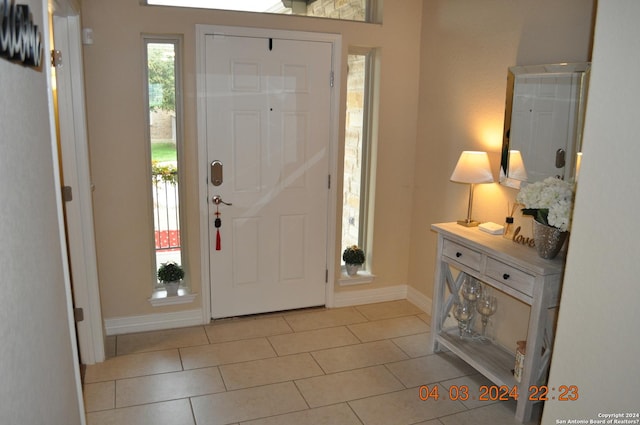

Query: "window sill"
(148, 288), (198, 307)
(339, 270), (376, 286)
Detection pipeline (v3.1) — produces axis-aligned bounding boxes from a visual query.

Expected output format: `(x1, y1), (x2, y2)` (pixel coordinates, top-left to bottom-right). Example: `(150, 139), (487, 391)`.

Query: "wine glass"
(476, 293), (498, 338)
(453, 300), (474, 337)
(461, 275), (482, 304)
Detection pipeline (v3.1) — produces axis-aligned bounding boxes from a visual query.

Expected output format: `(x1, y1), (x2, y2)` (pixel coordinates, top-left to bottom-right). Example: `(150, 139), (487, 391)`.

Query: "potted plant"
(157, 261), (184, 296)
(342, 245), (365, 276)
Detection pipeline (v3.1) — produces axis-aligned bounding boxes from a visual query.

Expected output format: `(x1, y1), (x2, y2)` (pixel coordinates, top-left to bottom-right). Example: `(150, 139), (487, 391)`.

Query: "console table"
(430, 222), (565, 422)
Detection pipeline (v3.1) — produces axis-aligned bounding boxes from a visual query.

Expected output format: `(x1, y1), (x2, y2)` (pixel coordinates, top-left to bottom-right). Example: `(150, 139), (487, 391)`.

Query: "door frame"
(195, 25), (341, 321)
(53, 13), (105, 364)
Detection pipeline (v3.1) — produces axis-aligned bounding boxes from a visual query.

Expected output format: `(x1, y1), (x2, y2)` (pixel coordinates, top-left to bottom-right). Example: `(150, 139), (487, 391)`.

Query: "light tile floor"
(84, 300), (542, 425)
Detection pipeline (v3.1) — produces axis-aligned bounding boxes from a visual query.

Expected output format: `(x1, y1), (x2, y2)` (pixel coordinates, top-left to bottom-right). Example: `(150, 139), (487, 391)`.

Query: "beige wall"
(81, 0), (423, 319)
(410, 0), (595, 299)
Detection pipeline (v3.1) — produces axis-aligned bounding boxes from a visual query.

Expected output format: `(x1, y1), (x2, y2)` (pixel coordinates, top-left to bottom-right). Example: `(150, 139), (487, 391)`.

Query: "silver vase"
(532, 220), (568, 259)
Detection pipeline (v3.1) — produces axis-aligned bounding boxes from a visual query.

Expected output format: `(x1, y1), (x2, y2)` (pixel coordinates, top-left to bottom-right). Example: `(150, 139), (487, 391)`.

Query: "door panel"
(205, 35), (332, 318)
(511, 74), (579, 181)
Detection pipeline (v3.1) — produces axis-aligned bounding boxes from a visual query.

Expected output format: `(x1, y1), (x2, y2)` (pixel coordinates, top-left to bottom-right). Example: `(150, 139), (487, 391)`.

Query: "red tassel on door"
(216, 229), (221, 251)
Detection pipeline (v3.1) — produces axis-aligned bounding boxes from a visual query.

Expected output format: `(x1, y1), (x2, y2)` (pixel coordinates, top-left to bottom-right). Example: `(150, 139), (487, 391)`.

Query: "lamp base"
(457, 219), (480, 227)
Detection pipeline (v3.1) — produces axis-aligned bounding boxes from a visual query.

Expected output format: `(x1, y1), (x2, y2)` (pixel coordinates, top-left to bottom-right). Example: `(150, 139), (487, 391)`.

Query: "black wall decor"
(1, 0), (43, 68)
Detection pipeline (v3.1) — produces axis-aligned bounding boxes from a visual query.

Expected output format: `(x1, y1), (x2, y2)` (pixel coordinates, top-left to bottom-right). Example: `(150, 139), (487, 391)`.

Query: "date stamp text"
(418, 384), (579, 402)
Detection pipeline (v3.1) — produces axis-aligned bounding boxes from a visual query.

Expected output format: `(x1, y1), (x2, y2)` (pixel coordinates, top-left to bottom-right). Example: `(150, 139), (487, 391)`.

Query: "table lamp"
(450, 151), (494, 227)
(507, 150), (527, 181)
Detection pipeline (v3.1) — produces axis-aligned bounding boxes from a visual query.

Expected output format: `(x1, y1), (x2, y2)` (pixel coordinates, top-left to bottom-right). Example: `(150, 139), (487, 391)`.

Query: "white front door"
(511, 73), (581, 181)
(203, 33), (333, 318)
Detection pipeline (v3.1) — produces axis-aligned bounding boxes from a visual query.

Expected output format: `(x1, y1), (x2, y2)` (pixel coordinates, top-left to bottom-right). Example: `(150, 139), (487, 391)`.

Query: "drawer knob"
(503, 273), (510, 280)
(456, 252), (462, 258)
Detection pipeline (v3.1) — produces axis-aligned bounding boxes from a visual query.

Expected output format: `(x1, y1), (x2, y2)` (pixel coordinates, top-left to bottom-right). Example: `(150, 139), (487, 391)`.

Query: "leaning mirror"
(500, 63), (590, 188)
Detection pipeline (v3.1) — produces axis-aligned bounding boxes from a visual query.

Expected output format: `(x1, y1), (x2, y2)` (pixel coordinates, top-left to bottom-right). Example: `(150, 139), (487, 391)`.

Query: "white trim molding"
(333, 284), (408, 308)
(338, 270), (376, 286)
(333, 284), (432, 315)
(406, 285), (432, 316)
(148, 290), (198, 307)
(104, 309), (204, 336)
(53, 14), (105, 365)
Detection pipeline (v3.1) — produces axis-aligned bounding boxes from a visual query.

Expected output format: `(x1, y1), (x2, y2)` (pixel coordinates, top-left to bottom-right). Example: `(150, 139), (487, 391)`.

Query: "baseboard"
(104, 308), (204, 336)
(332, 284), (408, 308)
(104, 287), (431, 335)
(406, 285), (432, 316)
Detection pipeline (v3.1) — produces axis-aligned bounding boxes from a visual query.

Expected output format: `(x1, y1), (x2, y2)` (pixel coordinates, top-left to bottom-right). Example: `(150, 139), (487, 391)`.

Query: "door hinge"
(51, 49), (63, 67)
(330, 71), (334, 87)
(74, 307), (84, 322)
(327, 174), (331, 189)
(325, 269), (328, 283)
(62, 186), (73, 202)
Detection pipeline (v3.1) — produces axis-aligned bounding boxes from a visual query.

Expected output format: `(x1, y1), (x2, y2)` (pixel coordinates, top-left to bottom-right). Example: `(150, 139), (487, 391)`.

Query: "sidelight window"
(143, 36), (186, 292)
(341, 49), (376, 268)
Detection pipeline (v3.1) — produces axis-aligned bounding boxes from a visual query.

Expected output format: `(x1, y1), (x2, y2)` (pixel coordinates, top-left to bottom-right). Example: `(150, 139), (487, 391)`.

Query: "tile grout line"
(291, 379), (312, 412)
(187, 397), (198, 425)
(308, 350), (331, 375)
(345, 400), (367, 425)
(345, 322), (366, 344)
(264, 332), (282, 358)
(388, 332), (415, 359)
(382, 361), (409, 390)
(111, 379), (117, 411)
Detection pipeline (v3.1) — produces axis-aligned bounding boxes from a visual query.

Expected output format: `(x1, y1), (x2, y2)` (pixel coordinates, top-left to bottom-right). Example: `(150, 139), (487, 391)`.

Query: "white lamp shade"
(450, 151), (494, 184)
(508, 150), (528, 181)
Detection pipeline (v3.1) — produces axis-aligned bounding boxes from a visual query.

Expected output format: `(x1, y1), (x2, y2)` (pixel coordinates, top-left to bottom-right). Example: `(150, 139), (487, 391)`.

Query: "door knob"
(212, 195), (232, 206)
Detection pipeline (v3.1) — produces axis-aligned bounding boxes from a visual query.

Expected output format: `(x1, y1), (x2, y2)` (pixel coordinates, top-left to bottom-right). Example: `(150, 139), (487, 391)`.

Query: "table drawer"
(443, 239), (482, 271)
(485, 257), (535, 296)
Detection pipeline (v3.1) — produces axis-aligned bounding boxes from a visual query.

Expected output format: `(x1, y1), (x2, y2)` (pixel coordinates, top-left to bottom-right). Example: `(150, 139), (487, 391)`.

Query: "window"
(342, 49), (375, 266)
(143, 36), (186, 292)
(144, 0), (379, 23)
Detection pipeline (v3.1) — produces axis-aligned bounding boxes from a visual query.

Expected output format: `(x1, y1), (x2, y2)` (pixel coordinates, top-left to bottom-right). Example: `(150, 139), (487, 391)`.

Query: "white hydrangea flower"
(516, 177), (575, 232)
